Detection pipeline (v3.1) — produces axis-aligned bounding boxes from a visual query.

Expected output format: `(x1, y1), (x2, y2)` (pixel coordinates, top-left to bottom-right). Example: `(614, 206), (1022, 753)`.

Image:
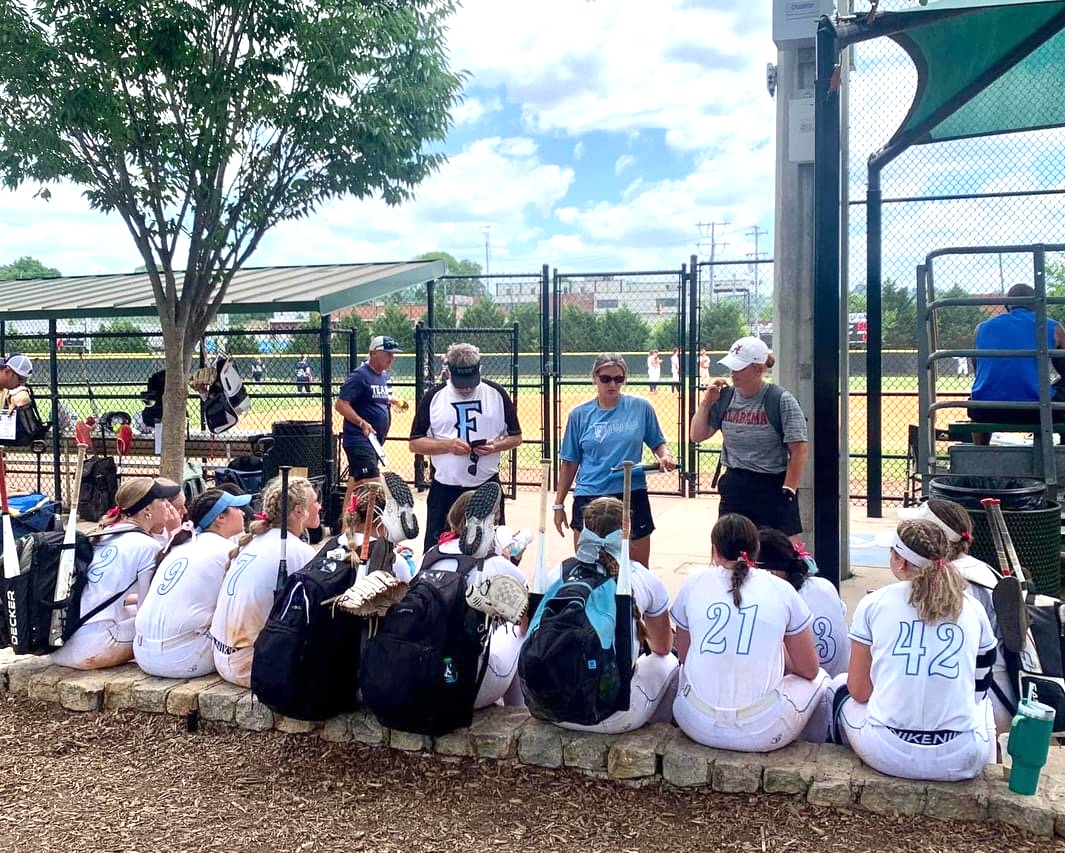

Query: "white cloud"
(449, 95), (503, 126)
(572, 141), (585, 161)
(614, 154), (637, 176)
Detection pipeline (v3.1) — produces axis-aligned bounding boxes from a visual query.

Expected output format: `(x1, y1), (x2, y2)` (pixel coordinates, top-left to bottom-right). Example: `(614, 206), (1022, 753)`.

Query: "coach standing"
(335, 335), (403, 509)
(409, 342), (522, 549)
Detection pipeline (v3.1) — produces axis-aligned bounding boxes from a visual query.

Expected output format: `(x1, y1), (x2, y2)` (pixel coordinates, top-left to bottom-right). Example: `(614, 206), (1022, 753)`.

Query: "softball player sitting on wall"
(757, 528), (850, 678)
(209, 475), (320, 687)
(133, 489), (251, 679)
(829, 519), (997, 782)
(671, 514), (829, 752)
(50, 478), (176, 670)
(536, 497), (679, 734)
(339, 483), (417, 584)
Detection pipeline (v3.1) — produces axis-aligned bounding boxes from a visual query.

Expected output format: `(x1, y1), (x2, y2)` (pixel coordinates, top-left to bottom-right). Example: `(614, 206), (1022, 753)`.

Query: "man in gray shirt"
(690, 337), (809, 536)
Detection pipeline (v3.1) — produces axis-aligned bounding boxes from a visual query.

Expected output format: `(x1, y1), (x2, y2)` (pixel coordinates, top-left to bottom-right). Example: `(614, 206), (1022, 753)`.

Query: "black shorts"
(344, 443), (381, 481)
(717, 467), (802, 536)
(571, 489), (655, 541)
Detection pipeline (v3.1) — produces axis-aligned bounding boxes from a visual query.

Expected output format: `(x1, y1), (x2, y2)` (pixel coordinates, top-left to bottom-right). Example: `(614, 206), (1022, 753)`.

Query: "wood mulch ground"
(0, 695), (1058, 853)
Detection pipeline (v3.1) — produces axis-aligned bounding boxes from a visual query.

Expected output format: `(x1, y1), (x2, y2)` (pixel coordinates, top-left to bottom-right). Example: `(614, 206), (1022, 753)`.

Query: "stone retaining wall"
(2, 652), (1063, 838)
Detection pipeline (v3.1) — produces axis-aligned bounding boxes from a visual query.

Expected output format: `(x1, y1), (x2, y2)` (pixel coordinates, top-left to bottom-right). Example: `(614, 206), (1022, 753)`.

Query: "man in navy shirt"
(335, 335), (403, 506)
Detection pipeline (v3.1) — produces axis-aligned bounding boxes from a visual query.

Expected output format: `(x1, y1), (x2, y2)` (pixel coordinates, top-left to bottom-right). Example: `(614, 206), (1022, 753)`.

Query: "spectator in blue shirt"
(968, 283), (1065, 444)
(335, 335), (403, 509)
(552, 353), (675, 568)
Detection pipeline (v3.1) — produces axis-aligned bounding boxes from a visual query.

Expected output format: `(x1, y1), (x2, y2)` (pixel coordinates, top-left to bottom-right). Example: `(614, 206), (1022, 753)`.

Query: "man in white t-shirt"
(409, 343), (522, 549)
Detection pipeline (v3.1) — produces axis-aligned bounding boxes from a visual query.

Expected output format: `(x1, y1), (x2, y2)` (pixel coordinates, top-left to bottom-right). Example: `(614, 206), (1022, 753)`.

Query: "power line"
(696, 220), (729, 299)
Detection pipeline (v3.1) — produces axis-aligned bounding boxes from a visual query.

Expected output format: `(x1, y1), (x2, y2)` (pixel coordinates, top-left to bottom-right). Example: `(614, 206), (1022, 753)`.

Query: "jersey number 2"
(891, 620), (964, 678)
(699, 603), (758, 655)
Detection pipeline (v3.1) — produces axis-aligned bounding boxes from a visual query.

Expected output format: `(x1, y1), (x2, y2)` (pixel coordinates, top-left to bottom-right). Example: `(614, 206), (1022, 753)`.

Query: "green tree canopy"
(700, 299), (747, 350)
(560, 305), (601, 353)
(0, 256), (60, 280)
(460, 297), (507, 329)
(599, 307), (650, 352)
(882, 279), (918, 349)
(93, 320), (150, 353)
(0, 0), (463, 477)
(649, 317), (680, 352)
(935, 284), (987, 350)
(372, 305), (415, 350)
(335, 312), (370, 356)
(509, 302), (541, 351)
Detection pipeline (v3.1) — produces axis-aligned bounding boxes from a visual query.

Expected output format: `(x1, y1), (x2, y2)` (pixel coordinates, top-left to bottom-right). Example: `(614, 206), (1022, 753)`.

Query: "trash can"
(928, 476), (1047, 511)
(263, 420), (325, 483)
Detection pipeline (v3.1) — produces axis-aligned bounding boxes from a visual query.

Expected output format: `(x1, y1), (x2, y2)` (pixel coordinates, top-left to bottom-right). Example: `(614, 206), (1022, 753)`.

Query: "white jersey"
(433, 542), (527, 589)
(549, 557), (670, 656)
(209, 528), (316, 651)
(670, 354), (680, 381)
(849, 582), (996, 732)
(671, 566), (811, 710)
(646, 356), (661, 381)
(409, 379), (521, 487)
(135, 532), (231, 647)
(951, 554), (999, 635)
(77, 529), (160, 627)
(341, 532), (415, 583)
(799, 577), (850, 677)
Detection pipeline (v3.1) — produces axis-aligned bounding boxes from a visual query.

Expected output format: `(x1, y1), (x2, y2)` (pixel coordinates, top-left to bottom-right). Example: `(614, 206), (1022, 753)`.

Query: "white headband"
(909, 503), (962, 544)
(891, 532), (934, 569)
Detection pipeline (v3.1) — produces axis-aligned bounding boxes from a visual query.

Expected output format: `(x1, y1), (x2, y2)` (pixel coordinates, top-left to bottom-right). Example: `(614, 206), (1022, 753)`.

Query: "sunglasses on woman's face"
(597, 374), (626, 385)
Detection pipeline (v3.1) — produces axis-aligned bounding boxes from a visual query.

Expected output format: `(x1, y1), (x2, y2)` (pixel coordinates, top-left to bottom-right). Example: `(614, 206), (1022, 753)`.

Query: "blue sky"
(0, 0), (780, 278)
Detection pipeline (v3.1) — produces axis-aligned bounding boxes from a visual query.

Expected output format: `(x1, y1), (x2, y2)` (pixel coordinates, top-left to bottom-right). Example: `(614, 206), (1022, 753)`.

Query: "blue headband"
(576, 527), (622, 564)
(196, 492), (251, 533)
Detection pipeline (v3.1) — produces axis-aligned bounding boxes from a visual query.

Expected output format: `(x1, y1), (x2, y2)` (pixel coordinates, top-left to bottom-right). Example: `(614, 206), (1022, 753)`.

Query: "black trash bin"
(928, 476), (1047, 511)
(929, 475), (1060, 595)
(263, 420), (325, 483)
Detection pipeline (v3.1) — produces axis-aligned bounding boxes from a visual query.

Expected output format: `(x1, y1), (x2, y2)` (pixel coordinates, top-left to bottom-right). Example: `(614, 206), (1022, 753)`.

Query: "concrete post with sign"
(772, 0), (850, 580)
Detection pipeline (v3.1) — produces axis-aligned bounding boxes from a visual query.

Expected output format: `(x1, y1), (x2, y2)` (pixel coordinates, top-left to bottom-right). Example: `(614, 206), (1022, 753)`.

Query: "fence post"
(540, 264), (551, 474)
(319, 313), (334, 505)
(414, 322), (426, 491)
(426, 279), (436, 330)
(866, 163), (883, 518)
(348, 328), (358, 374)
(48, 318), (62, 500)
(511, 322), (519, 500)
(551, 269), (562, 484)
(686, 257), (700, 497)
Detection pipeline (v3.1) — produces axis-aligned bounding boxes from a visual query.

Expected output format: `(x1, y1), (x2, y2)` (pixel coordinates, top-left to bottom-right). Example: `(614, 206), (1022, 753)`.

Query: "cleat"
(465, 573), (529, 624)
(460, 480), (501, 558)
(380, 471), (418, 542)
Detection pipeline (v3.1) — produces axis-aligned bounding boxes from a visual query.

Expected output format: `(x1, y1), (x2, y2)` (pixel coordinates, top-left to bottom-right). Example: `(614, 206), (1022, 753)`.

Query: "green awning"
(837, 0), (1065, 152)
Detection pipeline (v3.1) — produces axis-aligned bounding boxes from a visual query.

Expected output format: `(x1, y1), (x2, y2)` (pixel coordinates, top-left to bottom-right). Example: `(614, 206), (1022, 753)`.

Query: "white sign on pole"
(773, 0), (836, 47)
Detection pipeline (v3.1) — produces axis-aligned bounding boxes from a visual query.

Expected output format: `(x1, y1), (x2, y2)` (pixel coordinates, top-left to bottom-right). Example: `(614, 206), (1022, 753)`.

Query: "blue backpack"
(518, 557), (634, 726)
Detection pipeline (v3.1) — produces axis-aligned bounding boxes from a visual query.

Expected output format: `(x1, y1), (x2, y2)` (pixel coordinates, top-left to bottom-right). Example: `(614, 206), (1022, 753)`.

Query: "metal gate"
(413, 323), (521, 499)
(550, 267), (692, 497)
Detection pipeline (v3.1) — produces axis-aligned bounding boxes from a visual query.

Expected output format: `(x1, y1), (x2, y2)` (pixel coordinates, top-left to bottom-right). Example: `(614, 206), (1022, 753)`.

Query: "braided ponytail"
(897, 519), (966, 623)
(225, 474), (312, 571)
(757, 527), (809, 592)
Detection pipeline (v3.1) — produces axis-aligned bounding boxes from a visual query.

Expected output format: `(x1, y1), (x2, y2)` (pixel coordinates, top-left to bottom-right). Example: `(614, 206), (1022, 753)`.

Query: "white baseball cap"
(369, 335), (402, 353)
(0, 353), (33, 378)
(718, 337), (769, 371)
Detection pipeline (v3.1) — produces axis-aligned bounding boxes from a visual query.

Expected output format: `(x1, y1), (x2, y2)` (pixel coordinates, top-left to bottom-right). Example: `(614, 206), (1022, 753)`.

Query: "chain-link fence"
(846, 0), (1065, 506)
(0, 317), (355, 502)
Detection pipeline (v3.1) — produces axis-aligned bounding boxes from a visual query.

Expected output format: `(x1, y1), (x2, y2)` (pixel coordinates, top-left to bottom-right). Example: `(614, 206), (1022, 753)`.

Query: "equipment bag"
(0, 387), (49, 447)
(0, 529), (96, 655)
(250, 536), (363, 721)
(360, 548), (490, 736)
(213, 454), (264, 495)
(78, 455), (119, 522)
(141, 370), (166, 428)
(998, 593), (1065, 734)
(518, 557), (634, 726)
(9, 493), (58, 538)
(182, 460), (207, 504)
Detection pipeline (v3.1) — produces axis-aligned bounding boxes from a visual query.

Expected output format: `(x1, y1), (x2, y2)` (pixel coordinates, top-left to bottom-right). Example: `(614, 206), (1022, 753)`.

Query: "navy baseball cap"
(369, 335), (402, 353)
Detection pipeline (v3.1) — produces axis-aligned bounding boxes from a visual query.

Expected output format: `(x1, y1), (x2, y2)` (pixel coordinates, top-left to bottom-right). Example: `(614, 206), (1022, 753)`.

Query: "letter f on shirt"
(452, 401), (483, 441)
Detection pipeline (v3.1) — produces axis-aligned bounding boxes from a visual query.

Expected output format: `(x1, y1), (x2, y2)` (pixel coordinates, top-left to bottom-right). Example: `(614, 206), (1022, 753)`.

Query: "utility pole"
(746, 224), (769, 312)
(483, 225), (492, 280)
(697, 220), (729, 299)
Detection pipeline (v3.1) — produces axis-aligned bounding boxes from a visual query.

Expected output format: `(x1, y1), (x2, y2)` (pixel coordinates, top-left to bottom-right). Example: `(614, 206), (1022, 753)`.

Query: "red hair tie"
(793, 541), (813, 559)
(347, 494), (359, 514)
(104, 506), (121, 519)
(738, 550), (752, 564)
(253, 512), (268, 521)
(960, 530), (973, 544)
(437, 531), (458, 545)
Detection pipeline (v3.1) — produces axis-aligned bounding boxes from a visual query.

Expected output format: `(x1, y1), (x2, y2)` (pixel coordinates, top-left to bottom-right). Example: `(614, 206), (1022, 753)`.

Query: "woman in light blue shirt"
(552, 353), (675, 567)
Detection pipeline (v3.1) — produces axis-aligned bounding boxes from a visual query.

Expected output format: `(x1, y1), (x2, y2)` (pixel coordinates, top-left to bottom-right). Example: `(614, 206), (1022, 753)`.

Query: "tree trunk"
(159, 335), (190, 482)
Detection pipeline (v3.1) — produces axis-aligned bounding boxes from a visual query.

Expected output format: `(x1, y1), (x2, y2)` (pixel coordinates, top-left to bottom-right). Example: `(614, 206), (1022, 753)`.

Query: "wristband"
(551, 503), (565, 512)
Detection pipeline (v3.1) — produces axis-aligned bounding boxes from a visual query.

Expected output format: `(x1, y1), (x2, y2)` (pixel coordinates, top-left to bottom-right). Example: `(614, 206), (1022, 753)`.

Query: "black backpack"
(518, 557), (634, 726)
(360, 548), (490, 736)
(0, 528), (118, 655)
(141, 369), (166, 428)
(250, 536), (362, 721)
(0, 387), (49, 447)
(79, 456), (119, 522)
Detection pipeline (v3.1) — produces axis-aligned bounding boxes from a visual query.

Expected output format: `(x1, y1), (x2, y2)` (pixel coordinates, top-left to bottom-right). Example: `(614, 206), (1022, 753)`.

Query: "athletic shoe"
(333, 571), (408, 618)
(465, 573), (529, 624)
(379, 471), (418, 543)
(460, 480), (502, 558)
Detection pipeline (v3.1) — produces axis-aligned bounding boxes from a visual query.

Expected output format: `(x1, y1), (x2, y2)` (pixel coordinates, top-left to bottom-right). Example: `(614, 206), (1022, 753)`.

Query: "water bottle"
(443, 657), (458, 685)
(1007, 684), (1056, 795)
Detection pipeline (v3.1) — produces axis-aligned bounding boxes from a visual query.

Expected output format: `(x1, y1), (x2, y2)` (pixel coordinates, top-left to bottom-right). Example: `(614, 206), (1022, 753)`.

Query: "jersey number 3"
(891, 620), (965, 678)
(699, 603), (759, 655)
